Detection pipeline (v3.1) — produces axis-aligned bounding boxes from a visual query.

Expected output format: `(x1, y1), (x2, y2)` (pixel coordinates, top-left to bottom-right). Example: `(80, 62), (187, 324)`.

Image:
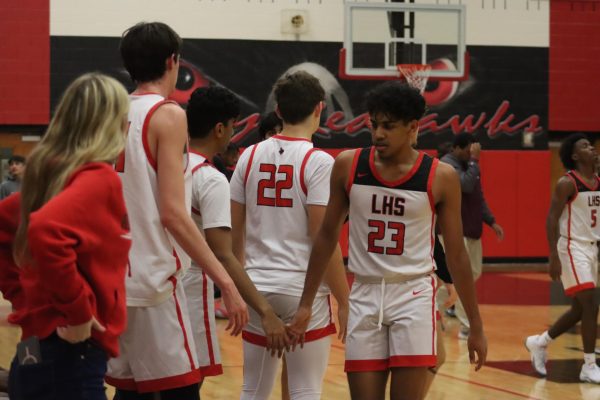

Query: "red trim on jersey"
(427, 159), (439, 213)
(344, 359), (389, 372)
(191, 162), (214, 175)
(346, 149), (361, 194)
(141, 100), (178, 171)
(566, 204), (581, 285)
(201, 271), (218, 374)
(430, 275), (436, 356)
(389, 355), (437, 368)
(300, 148), (319, 195)
(199, 364), (223, 377)
(369, 148), (424, 187)
(427, 159), (439, 275)
(169, 276), (197, 372)
(172, 248), (182, 272)
(191, 207), (200, 215)
(272, 134), (311, 143)
(571, 170), (600, 191)
(242, 323), (336, 347)
(135, 369), (201, 393)
(565, 282), (596, 297)
(244, 144), (259, 187)
(565, 173), (579, 205)
(104, 376), (138, 391)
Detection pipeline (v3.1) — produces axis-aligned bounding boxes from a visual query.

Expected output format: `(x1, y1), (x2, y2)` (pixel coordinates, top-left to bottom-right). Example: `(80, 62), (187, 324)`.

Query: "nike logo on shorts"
(412, 288), (426, 296)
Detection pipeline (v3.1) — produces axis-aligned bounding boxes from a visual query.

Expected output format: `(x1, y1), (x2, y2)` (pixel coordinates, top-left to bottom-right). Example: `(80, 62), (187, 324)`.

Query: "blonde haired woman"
(0, 73), (132, 400)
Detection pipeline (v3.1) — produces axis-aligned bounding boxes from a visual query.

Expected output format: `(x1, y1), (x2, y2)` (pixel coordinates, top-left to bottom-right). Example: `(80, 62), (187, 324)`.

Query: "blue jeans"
(9, 333), (108, 400)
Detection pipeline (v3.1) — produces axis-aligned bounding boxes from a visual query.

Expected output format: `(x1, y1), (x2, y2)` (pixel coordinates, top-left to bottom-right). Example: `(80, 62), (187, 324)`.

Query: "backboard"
(340, 1), (468, 81)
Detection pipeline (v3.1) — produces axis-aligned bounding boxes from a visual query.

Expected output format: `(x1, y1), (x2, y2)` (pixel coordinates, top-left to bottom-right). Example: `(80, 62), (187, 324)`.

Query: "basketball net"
(397, 64), (432, 94)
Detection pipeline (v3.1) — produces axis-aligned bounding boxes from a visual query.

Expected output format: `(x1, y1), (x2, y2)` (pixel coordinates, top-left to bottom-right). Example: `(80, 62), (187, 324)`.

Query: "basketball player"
(289, 82), (487, 400)
(526, 133), (600, 383)
(182, 86), (289, 386)
(105, 22), (247, 400)
(230, 71), (349, 400)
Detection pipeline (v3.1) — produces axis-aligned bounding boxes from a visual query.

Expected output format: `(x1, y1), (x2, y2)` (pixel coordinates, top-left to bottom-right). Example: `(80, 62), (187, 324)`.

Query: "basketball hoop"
(397, 64), (432, 94)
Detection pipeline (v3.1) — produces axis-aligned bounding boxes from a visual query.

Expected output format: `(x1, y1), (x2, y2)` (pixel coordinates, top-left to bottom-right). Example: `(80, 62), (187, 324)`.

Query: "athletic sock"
(584, 353), (596, 367)
(538, 331), (553, 347)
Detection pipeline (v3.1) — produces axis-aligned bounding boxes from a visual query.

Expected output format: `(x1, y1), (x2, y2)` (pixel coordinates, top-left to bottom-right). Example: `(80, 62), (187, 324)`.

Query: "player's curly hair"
(559, 133), (589, 170)
(365, 81), (426, 123)
(187, 86), (240, 139)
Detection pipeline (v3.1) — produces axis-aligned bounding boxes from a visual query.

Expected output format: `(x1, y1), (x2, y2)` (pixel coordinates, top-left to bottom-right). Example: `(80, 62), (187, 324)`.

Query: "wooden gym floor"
(1, 270), (599, 399)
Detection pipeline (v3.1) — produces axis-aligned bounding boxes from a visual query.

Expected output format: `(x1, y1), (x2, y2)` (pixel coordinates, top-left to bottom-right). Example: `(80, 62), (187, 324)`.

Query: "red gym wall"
(0, 0), (50, 124)
(549, 0), (600, 131)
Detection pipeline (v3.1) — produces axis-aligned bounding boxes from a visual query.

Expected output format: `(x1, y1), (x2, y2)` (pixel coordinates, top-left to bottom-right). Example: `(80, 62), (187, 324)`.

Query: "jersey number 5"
(592, 209), (597, 228)
(257, 164), (294, 207)
(367, 219), (406, 255)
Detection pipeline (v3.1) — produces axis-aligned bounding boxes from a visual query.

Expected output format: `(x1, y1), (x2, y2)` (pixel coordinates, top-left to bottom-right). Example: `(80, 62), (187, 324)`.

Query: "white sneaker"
(458, 326), (469, 340)
(580, 363), (600, 384)
(525, 335), (547, 376)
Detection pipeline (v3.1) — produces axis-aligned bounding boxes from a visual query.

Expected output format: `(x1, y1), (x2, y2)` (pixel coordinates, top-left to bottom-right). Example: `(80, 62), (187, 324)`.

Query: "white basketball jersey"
(558, 171), (600, 243)
(118, 93), (191, 307)
(189, 151), (232, 266)
(347, 148), (438, 278)
(230, 135), (333, 296)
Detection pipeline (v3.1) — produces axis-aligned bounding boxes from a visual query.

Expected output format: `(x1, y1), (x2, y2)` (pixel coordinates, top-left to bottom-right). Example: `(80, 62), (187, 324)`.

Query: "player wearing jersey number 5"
(526, 133), (600, 384)
(230, 71), (349, 400)
(289, 81), (487, 400)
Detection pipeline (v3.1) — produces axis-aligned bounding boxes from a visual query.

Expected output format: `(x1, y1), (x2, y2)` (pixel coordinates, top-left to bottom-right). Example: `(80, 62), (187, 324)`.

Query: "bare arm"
(435, 162), (487, 370)
(307, 205), (349, 342)
(231, 200), (246, 266)
(205, 226), (289, 353)
(150, 104), (246, 332)
(289, 151), (353, 336)
(546, 177), (574, 280)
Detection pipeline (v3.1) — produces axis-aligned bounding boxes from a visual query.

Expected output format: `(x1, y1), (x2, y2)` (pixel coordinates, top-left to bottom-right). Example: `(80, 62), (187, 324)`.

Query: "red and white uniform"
(230, 135), (336, 400)
(182, 152), (227, 377)
(106, 94), (200, 393)
(231, 135), (333, 299)
(557, 170), (600, 296)
(344, 147), (438, 372)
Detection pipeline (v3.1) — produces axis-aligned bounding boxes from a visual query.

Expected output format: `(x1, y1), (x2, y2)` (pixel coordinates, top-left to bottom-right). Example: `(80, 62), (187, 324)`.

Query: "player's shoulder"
(436, 159), (458, 177)
(150, 102), (186, 132)
(306, 148), (334, 164)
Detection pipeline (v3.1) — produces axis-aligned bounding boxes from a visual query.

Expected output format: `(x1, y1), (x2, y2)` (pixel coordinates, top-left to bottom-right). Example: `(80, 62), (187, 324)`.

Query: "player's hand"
(56, 316), (105, 344)
(336, 302), (349, 344)
(221, 285), (249, 336)
(287, 305), (312, 351)
(467, 326), (487, 371)
(261, 310), (290, 358)
(492, 223), (504, 241)
(548, 253), (562, 281)
(443, 283), (458, 309)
